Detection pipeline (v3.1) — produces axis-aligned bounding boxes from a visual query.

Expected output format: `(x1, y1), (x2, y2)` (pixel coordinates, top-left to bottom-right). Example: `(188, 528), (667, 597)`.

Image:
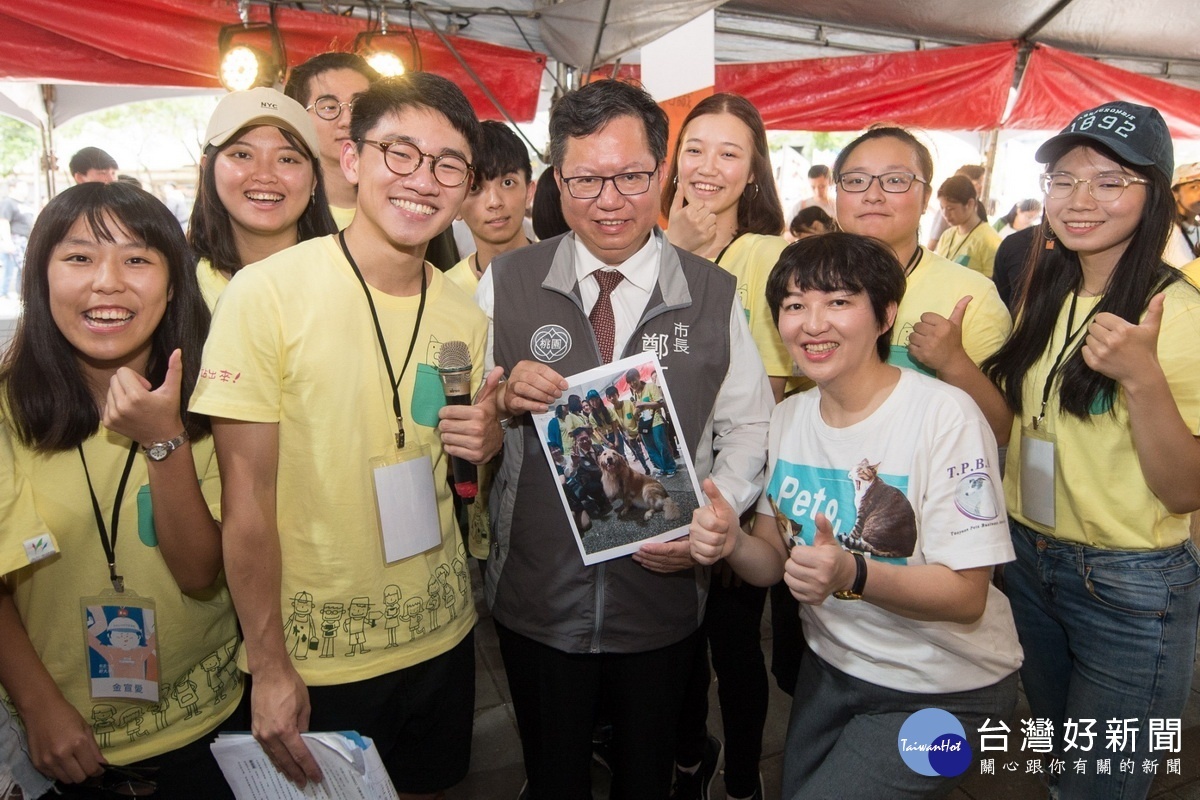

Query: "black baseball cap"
(1035, 101), (1173, 182)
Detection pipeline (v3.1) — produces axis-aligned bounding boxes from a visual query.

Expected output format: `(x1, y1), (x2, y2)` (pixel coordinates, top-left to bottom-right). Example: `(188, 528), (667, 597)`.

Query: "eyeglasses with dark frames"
(1039, 172), (1149, 202)
(836, 171), (928, 194)
(306, 95), (354, 121)
(561, 165), (660, 199)
(358, 139), (473, 188)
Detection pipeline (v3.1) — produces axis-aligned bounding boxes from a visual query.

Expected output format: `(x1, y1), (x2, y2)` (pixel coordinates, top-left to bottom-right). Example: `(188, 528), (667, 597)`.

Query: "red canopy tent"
(0, 0), (546, 123)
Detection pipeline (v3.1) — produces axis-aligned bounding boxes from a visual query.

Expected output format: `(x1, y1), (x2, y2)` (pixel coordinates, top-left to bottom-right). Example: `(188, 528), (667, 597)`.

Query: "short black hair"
(472, 120), (532, 185)
(548, 80), (668, 170)
(350, 74), (481, 163)
(69, 147), (117, 176)
(808, 164), (831, 180)
(284, 52), (380, 107)
(766, 232), (906, 363)
(531, 166), (569, 241)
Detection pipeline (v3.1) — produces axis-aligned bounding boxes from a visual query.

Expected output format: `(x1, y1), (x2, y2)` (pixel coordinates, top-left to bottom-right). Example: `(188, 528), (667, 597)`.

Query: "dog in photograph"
(597, 448), (681, 522)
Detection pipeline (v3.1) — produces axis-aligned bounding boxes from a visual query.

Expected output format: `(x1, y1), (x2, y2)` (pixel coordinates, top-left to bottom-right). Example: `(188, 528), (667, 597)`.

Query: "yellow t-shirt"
(1004, 282), (1200, 548)
(0, 425), (241, 765)
(331, 205), (356, 230)
(1181, 257), (1200, 288)
(190, 235), (484, 685)
(0, 425), (56, 575)
(935, 222), (1002, 278)
(634, 381), (666, 427)
(445, 256), (481, 297)
(891, 247), (1012, 374)
(716, 233), (792, 378)
(196, 257), (229, 313)
(610, 398), (639, 438)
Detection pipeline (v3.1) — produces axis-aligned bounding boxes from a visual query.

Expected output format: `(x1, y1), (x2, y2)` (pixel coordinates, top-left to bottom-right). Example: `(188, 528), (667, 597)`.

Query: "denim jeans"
(645, 423), (676, 474)
(1004, 519), (1200, 800)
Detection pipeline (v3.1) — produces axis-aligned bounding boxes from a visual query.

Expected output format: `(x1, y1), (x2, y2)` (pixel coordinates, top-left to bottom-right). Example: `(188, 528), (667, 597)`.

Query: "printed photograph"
(532, 353), (703, 565)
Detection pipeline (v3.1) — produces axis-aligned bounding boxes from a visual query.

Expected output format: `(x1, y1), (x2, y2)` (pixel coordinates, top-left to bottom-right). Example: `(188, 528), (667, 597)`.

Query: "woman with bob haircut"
(982, 101), (1200, 800)
(660, 92), (786, 800)
(935, 174), (1001, 278)
(189, 87), (336, 310)
(0, 182), (243, 798)
(690, 231), (1021, 799)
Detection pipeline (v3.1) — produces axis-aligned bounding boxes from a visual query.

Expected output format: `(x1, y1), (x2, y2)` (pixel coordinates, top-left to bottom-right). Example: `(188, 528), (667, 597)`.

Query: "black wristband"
(833, 552), (867, 600)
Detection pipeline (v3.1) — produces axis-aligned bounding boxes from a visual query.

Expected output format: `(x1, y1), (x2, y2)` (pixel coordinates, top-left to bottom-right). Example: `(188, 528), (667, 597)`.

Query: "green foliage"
(0, 117), (39, 178)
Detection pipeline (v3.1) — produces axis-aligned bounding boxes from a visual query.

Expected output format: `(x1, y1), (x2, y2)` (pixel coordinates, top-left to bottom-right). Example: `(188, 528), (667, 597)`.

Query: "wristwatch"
(833, 552), (868, 601)
(143, 431), (189, 462)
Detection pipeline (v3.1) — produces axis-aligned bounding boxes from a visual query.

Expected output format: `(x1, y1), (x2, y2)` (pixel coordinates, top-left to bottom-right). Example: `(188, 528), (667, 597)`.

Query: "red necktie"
(589, 269), (624, 363)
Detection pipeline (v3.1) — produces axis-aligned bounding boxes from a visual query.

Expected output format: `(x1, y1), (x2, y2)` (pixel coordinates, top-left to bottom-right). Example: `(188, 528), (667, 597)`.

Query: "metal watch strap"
(144, 430), (189, 461)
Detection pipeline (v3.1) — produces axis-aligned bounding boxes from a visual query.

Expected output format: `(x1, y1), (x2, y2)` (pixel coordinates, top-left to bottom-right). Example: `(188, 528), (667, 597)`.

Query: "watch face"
(147, 444), (169, 461)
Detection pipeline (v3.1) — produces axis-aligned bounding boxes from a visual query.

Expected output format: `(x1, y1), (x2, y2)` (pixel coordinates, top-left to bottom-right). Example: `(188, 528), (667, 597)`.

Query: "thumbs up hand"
(907, 295), (973, 374)
(784, 513), (856, 605)
(439, 366), (506, 464)
(103, 348), (186, 447)
(1082, 292), (1165, 387)
(689, 478), (740, 565)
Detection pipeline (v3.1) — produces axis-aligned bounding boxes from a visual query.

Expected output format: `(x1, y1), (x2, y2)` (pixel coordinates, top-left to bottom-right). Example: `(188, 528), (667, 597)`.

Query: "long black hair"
(188, 125), (336, 279)
(2, 183), (211, 451)
(983, 140), (1180, 419)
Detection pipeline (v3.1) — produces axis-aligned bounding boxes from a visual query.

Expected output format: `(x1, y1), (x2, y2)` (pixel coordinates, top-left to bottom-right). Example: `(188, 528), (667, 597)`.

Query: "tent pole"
(981, 128), (999, 216)
(40, 85), (57, 198)
(412, 2), (547, 161)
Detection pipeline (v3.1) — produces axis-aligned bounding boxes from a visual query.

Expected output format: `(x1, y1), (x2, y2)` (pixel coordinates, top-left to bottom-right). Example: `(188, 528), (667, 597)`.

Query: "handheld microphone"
(438, 341), (478, 503)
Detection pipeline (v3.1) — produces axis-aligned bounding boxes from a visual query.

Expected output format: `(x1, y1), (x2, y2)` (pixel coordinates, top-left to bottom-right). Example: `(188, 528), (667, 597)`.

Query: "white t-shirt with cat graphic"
(757, 369), (1023, 693)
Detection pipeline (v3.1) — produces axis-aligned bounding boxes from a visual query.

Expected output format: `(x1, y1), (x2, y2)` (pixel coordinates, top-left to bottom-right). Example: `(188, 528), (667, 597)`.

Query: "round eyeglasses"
(306, 95), (354, 121)
(1040, 172), (1149, 202)
(836, 172), (928, 194)
(560, 166), (659, 199)
(359, 139), (473, 188)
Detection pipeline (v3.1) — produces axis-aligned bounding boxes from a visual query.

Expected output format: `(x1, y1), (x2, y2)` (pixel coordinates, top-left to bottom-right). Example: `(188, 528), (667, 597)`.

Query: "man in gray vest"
(476, 79), (772, 800)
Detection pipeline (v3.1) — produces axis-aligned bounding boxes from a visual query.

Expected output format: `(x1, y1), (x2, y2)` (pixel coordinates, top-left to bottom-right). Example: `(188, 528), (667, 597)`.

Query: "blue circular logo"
(897, 708), (972, 777)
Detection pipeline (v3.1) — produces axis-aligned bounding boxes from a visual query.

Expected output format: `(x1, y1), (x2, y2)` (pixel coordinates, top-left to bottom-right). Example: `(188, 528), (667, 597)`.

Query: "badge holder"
(1019, 420), (1056, 531)
(80, 590), (160, 703)
(370, 444), (442, 564)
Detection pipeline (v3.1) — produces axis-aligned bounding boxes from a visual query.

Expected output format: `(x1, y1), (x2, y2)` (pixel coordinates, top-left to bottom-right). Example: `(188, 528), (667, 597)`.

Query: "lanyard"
(714, 231), (746, 266)
(78, 441), (139, 593)
(338, 231), (427, 448)
(903, 245), (924, 277)
(1034, 292), (1099, 428)
(945, 222), (982, 263)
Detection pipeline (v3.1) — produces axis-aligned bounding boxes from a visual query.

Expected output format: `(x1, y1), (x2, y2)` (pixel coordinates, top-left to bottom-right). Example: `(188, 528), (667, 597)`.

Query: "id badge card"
(1019, 423), (1056, 530)
(81, 591), (159, 703)
(370, 445), (442, 564)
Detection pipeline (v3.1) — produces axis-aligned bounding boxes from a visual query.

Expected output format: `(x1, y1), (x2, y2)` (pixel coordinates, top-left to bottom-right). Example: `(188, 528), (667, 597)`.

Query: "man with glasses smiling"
(285, 53), (380, 227)
(476, 78), (772, 800)
(192, 74), (502, 799)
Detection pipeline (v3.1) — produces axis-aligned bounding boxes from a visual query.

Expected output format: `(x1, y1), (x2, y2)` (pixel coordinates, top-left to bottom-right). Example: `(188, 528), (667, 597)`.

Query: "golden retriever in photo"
(597, 448), (681, 522)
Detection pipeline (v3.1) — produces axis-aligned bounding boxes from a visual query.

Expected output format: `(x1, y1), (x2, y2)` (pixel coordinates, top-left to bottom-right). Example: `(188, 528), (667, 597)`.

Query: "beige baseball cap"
(1172, 162), (1200, 188)
(204, 87), (321, 158)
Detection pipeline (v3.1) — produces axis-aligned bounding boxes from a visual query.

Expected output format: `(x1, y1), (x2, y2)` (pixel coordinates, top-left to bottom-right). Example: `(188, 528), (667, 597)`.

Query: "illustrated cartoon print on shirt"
(425, 577), (443, 631)
(320, 601), (344, 658)
(87, 606), (157, 683)
(400, 597), (426, 640)
(92, 704), (117, 747)
(383, 585), (402, 648)
(839, 459), (917, 559)
(453, 556), (468, 596)
(200, 653), (226, 702)
(150, 694), (170, 730)
(343, 596), (383, 656)
(120, 707), (149, 742)
(284, 591), (317, 660)
(173, 675), (200, 719)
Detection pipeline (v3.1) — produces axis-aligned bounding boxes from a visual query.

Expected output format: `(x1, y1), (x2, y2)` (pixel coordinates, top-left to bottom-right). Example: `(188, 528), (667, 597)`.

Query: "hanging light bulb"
(365, 50), (406, 77)
(220, 44), (270, 92)
(355, 8), (420, 79)
(217, 3), (286, 92)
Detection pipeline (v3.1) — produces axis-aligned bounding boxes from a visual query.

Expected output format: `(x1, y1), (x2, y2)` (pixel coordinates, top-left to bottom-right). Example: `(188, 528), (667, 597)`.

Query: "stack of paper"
(211, 731), (398, 800)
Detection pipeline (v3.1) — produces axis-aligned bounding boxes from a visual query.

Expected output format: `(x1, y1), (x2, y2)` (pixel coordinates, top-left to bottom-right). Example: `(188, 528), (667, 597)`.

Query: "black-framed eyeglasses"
(306, 95), (354, 121)
(561, 165), (659, 199)
(359, 139), (473, 188)
(836, 171), (928, 194)
(1040, 172), (1149, 202)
